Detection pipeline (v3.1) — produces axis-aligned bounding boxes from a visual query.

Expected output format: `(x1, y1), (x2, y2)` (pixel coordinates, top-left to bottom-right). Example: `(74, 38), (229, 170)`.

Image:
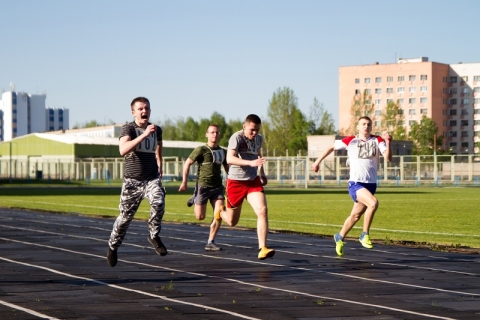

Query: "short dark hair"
(245, 114), (261, 125)
(206, 124), (219, 132)
(358, 116), (372, 124)
(130, 97), (150, 110)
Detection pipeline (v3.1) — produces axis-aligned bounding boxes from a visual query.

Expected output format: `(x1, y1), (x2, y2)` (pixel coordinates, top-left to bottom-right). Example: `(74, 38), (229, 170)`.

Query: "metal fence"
(1, 155), (480, 186)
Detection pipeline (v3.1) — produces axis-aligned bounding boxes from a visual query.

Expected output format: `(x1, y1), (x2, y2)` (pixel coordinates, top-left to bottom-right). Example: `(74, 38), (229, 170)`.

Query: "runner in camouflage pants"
(109, 176), (166, 249)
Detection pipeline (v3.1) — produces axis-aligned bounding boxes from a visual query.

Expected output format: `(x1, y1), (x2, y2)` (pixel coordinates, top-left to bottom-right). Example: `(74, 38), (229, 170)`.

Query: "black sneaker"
(107, 247), (117, 267)
(186, 196), (194, 207)
(148, 235), (168, 256)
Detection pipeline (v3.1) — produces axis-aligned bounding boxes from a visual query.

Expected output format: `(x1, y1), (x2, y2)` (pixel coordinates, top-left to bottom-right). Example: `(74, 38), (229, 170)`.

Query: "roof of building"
(35, 133), (204, 148)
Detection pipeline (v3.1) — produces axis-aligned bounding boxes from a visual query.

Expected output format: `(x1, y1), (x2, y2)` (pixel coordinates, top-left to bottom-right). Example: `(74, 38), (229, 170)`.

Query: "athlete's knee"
(255, 205), (268, 219)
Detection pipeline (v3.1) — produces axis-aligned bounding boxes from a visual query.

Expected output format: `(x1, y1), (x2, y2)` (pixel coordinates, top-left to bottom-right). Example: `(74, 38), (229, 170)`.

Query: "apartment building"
(0, 90), (69, 141)
(339, 57), (480, 155)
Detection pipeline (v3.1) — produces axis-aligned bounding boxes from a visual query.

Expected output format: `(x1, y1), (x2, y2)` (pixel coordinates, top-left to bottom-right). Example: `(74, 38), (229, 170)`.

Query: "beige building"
(339, 57), (480, 155)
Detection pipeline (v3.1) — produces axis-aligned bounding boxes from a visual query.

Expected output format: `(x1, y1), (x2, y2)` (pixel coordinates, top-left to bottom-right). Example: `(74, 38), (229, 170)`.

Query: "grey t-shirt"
(227, 130), (263, 181)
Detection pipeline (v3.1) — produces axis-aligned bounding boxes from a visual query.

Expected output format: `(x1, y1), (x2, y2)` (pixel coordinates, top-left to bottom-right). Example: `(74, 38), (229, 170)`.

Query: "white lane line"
(0, 256), (260, 320)
(0, 238), (456, 320)
(5, 218), (480, 276)
(0, 299), (61, 320)
(4, 203), (479, 238)
(3, 225), (480, 297)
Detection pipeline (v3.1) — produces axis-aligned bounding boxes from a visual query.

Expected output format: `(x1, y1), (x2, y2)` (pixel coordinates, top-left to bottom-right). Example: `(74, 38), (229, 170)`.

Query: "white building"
(0, 90), (69, 141)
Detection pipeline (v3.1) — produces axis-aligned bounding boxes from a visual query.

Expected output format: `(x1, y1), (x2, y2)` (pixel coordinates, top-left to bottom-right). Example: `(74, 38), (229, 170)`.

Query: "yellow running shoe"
(258, 246), (275, 260)
(334, 233), (344, 256)
(359, 234), (373, 249)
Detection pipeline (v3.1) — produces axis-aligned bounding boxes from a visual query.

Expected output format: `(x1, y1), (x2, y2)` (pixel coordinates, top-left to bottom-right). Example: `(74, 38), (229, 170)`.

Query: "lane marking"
(0, 256), (260, 320)
(0, 238), (456, 320)
(0, 299), (61, 320)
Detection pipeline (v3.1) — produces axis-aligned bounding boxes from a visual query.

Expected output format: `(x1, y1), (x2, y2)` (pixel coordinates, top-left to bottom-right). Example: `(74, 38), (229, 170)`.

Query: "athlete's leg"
(207, 198), (223, 242)
(144, 177), (166, 238)
(221, 205), (242, 226)
(246, 191), (268, 248)
(109, 178), (144, 249)
(355, 187), (378, 234)
(194, 204), (208, 220)
(339, 201), (367, 238)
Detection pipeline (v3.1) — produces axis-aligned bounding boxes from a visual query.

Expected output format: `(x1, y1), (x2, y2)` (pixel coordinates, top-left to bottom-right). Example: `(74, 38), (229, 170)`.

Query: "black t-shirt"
(120, 122), (162, 180)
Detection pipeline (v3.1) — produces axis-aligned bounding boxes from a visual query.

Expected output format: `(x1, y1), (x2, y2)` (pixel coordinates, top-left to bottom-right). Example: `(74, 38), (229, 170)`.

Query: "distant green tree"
(379, 100), (407, 140)
(266, 87), (308, 156)
(182, 117), (200, 141)
(159, 118), (178, 140)
(408, 115), (444, 155)
(307, 97), (336, 135)
(341, 89), (374, 135)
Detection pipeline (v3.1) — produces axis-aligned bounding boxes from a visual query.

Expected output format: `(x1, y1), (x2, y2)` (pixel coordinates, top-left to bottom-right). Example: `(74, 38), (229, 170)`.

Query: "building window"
(409, 86), (416, 92)
(386, 99), (394, 104)
(461, 76), (468, 82)
(475, 98), (480, 104)
(461, 98), (469, 105)
(375, 120), (381, 126)
(408, 120), (415, 126)
(450, 99), (457, 105)
(461, 131), (468, 137)
(420, 86), (428, 92)
(375, 110), (382, 116)
(448, 88), (457, 94)
(375, 88), (382, 94)
(364, 78), (371, 84)
(449, 109), (457, 115)
(397, 87), (405, 93)
(398, 109), (404, 115)
(474, 87), (480, 93)
(420, 108), (427, 114)
(355, 89), (360, 94)
(420, 75), (427, 80)
(386, 87), (393, 93)
(409, 98), (416, 104)
(450, 76), (457, 83)
(375, 99), (382, 105)
(355, 78), (360, 84)
(473, 75), (480, 81)
(408, 109), (416, 115)
(365, 89), (371, 94)
(449, 120), (457, 126)
(398, 98), (404, 104)
(450, 142), (457, 147)
(461, 120), (469, 126)
(398, 76), (405, 82)
(409, 75), (416, 81)
(461, 142), (469, 148)
(461, 109), (468, 115)
(462, 87), (470, 94)
(375, 77), (382, 83)
(387, 76), (393, 82)
(420, 97), (427, 103)
(450, 131), (457, 137)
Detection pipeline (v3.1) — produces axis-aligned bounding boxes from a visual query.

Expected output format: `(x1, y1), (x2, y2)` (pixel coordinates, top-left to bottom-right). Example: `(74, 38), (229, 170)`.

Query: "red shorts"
(225, 177), (264, 209)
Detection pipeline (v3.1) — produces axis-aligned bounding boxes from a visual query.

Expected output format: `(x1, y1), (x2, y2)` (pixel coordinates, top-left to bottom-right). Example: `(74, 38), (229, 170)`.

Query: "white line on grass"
(0, 237), (457, 320)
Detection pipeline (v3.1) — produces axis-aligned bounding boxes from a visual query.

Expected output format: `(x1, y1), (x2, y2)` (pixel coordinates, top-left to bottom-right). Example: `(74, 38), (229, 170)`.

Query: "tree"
(307, 97), (336, 135)
(379, 100), (406, 140)
(341, 89), (374, 135)
(408, 115), (444, 155)
(266, 87), (309, 156)
(182, 117), (200, 141)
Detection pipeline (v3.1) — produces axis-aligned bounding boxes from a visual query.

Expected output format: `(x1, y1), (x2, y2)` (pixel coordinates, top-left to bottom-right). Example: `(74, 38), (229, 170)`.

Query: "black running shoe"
(148, 235), (168, 256)
(186, 196), (194, 207)
(107, 247), (117, 267)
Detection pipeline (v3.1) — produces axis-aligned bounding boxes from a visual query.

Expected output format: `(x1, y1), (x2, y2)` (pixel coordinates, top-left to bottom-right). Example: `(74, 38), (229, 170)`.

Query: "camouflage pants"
(108, 176), (166, 249)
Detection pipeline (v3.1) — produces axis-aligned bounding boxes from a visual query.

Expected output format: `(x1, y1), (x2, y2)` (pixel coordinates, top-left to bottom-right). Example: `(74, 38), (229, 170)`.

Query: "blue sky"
(2, 0), (479, 129)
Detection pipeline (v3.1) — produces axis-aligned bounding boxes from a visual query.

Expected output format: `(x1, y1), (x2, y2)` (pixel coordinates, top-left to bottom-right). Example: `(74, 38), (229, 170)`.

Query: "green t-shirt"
(188, 145), (227, 187)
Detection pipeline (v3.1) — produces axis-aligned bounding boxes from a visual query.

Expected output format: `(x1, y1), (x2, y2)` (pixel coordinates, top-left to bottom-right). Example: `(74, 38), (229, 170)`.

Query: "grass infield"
(1, 180), (479, 251)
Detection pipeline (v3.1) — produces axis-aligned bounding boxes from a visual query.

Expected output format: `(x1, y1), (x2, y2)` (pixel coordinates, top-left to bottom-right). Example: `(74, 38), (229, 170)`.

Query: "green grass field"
(1, 181), (479, 250)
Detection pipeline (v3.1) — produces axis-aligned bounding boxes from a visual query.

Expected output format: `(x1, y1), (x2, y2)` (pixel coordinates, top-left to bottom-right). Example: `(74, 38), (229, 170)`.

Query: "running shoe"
(359, 234), (373, 249)
(107, 247), (117, 267)
(205, 242), (222, 251)
(334, 233), (344, 257)
(148, 235), (168, 256)
(258, 247), (275, 260)
(186, 196), (194, 207)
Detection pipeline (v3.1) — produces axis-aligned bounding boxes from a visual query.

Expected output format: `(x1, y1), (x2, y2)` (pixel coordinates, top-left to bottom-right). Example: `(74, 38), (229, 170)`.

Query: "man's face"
(206, 126), (220, 144)
(131, 102), (150, 127)
(357, 118), (372, 136)
(243, 121), (261, 140)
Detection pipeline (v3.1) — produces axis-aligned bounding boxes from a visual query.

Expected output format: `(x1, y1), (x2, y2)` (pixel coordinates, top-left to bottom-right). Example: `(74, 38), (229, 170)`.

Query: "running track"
(0, 208), (479, 319)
